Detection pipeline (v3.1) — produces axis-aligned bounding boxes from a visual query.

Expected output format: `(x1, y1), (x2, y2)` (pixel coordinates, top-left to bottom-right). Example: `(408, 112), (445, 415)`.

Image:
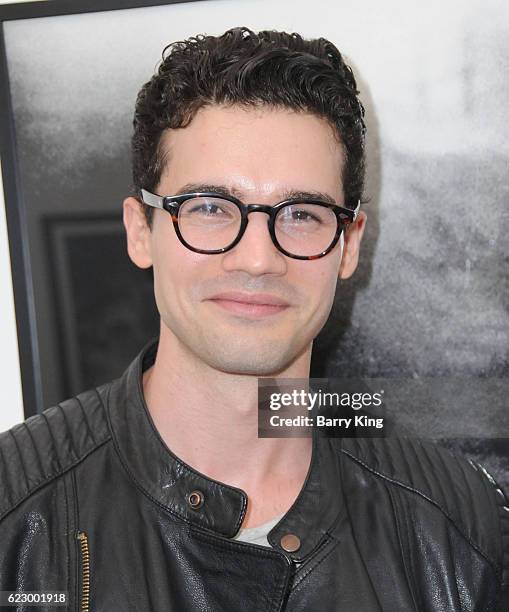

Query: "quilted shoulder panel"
(0, 385), (111, 520)
(339, 437), (506, 578)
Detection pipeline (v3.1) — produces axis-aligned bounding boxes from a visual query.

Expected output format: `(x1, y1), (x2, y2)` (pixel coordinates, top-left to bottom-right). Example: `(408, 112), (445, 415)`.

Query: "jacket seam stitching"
(290, 510), (343, 584)
(387, 485), (420, 612)
(291, 536), (338, 593)
(0, 436), (111, 523)
(0, 438), (12, 507)
(297, 506), (342, 567)
(41, 411), (64, 472)
(57, 403), (79, 462)
(473, 460), (506, 584)
(23, 421), (46, 478)
(71, 467), (80, 531)
(289, 500), (343, 564)
(9, 429), (30, 491)
(337, 445), (385, 610)
(62, 472), (71, 612)
(445, 515), (465, 612)
(76, 396), (97, 446)
(71, 469), (80, 612)
(339, 447), (500, 579)
(93, 386), (108, 418)
(402, 496), (423, 611)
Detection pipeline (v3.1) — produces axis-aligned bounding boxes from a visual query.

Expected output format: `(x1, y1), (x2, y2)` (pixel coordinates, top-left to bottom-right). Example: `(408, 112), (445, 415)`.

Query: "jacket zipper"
(76, 531), (90, 612)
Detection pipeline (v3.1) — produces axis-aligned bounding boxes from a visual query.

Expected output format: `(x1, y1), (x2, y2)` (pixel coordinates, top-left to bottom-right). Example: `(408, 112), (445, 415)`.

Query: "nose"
(221, 211), (287, 276)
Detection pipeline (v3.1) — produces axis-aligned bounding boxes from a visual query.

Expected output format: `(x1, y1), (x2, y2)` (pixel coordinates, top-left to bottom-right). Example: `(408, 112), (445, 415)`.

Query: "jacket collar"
(107, 337), (344, 562)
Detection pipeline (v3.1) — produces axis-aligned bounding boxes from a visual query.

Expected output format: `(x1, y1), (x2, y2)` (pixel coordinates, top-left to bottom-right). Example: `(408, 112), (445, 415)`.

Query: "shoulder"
(337, 437), (509, 586)
(0, 384), (112, 521)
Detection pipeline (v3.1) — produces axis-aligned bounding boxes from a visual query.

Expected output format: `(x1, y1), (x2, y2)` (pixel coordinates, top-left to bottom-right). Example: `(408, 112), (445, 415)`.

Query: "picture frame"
(0, 0), (206, 415)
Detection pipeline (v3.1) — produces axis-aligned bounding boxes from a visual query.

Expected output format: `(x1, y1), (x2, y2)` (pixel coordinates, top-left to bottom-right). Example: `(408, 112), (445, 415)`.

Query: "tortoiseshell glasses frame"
(139, 188), (360, 261)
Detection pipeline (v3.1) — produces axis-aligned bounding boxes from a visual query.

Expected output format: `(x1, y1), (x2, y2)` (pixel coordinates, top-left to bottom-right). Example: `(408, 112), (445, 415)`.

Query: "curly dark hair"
(131, 26), (366, 227)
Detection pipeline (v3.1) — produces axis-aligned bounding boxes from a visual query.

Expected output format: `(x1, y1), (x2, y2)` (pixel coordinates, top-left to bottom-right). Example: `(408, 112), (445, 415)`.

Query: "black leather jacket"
(1, 339), (508, 611)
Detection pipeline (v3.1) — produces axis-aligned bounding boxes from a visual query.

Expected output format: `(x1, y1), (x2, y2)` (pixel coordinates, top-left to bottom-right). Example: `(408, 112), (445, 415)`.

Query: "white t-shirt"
(233, 514), (284, 548)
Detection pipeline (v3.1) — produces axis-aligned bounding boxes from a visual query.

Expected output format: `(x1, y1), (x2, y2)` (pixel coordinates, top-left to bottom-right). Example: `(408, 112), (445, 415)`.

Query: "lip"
(207, 291), (289, 306)
(206, 291), (290, 319)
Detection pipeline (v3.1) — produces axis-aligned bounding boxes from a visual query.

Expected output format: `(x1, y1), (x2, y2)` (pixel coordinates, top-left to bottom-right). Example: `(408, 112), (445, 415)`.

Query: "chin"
(199, 332), (313, 376)
(207, 351), (294, 377)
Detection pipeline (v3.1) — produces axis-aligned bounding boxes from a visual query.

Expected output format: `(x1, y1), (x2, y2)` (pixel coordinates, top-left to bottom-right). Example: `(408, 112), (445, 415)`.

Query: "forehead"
(157, 104), (344, 200)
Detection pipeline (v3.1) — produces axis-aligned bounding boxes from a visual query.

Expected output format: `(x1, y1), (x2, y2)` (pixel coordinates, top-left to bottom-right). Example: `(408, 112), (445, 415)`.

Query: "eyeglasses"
(140, 189), (360, 260)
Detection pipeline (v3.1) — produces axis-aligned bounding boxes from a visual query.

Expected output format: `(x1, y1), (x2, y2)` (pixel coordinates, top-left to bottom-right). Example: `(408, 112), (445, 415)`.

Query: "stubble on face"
(150, 104), (345, 377)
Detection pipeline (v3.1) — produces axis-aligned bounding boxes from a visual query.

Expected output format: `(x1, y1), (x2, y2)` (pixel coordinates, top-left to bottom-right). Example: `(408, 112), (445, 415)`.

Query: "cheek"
(151, 233), (211, 307)
(311, 258), (341, 311)
(293, 260), (338, 311)
(150, 230), (184, 312)
(316, 240), (343, 299)
(151, 217), (184, 276)
(317, 270), (339, 306)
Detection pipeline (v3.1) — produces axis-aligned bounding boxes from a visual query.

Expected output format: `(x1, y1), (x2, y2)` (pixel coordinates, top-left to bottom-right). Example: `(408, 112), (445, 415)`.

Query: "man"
(0, 26), (507, 612)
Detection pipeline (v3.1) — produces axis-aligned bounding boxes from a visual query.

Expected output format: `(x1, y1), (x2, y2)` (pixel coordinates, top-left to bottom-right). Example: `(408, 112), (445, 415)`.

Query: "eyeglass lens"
(177, 196), (339, 256)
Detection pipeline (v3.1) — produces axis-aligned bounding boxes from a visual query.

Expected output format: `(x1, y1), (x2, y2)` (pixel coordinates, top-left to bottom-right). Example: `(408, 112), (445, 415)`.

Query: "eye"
(277, 204), (329, 226)
(288, 209), (322, 223)
(188, 202), (228, 216)
(179, 197), (240, 226)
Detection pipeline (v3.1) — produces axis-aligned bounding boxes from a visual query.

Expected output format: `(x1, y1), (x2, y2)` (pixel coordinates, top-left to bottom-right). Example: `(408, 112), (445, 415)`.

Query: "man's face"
(125, 104), (366, 376)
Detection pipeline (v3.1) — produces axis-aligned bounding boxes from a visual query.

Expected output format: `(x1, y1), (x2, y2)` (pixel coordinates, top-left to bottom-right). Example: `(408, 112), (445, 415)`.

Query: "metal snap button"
(187, 490), (205, 509)
(280, 533), (301, 552)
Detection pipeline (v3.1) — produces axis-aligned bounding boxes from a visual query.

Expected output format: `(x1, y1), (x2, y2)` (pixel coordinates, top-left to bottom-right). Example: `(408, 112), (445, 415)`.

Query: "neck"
(142, 323), (314, 528)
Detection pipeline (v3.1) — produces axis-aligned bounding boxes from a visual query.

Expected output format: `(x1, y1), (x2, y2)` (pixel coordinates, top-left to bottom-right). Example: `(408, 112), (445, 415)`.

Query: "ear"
(338, 210), (367, 280)
(123, 197), (153, 269)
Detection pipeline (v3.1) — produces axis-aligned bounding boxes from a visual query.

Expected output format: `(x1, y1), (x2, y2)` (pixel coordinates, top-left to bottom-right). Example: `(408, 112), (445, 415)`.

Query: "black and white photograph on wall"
(1, 0), (507, 487)
(0, 0), (508, 609)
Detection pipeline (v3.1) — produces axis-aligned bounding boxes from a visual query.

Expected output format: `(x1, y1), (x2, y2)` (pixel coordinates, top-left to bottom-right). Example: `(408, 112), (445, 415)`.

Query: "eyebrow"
(173, 182), (338, 205)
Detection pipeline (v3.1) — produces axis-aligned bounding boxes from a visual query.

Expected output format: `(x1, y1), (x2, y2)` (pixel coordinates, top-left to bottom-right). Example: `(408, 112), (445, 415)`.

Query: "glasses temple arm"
(351, 200), (361, 221)
(140, 189), (165, 209)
